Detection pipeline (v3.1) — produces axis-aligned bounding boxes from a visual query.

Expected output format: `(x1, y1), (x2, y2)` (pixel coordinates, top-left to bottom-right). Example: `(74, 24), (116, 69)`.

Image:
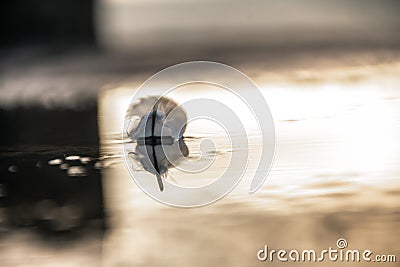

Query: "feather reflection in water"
(125, 96), (189, 191)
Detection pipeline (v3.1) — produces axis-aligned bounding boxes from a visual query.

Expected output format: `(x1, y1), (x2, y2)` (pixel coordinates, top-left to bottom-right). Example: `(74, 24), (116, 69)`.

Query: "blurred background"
(0, 0), (400, 266)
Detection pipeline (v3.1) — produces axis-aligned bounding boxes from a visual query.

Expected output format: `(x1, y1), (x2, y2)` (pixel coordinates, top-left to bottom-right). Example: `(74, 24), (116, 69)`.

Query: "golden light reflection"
(100, 61), (400, 196)
(99, 60), (400, 267)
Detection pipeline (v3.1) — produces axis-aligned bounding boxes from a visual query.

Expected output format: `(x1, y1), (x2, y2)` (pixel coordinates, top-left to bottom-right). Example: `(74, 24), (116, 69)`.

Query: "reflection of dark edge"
(151, 103), (164, 191)
(0, 105), (105, 234)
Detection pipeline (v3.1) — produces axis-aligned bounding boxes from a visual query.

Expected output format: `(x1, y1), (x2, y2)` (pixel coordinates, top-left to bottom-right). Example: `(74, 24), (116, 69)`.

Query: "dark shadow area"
(0, 0), (95, 47)
(0, 104), (105, 237)
(0, 0), (104, 239)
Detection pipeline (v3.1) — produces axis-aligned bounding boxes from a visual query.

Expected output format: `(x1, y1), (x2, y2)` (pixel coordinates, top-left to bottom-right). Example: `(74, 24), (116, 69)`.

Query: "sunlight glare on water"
(99, 61), (400, 266)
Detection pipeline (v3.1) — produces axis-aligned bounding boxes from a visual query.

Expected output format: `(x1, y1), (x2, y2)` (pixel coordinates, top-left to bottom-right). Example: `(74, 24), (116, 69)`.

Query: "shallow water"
(1, 58), (399, 266)
(99, 61), (400, 266)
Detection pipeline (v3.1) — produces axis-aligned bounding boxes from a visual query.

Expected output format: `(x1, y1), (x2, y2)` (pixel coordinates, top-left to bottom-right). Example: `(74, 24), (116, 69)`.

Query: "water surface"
(99, 60), (400, 266)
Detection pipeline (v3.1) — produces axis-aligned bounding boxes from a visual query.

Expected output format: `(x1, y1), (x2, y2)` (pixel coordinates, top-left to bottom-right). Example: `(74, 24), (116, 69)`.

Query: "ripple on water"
(48, 158), (62, 165)
(65, 155), (80, 161)
(67, 166), (87, 177)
